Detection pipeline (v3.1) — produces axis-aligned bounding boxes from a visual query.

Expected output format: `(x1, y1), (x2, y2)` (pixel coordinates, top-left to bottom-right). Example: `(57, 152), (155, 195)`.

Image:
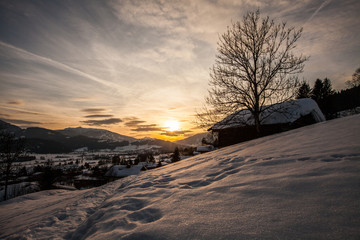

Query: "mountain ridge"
(0, 120), (183, 153)
(56, 126), (136, 142)
(174, 132), (209, 146)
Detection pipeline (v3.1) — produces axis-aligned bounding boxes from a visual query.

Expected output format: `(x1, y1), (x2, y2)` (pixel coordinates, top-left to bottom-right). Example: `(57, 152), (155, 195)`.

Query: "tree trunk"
(254, 91), (261, 136)
(4, 162), (11, 201)
(254, 113), (261, 136)
(4, 174), (8, 201)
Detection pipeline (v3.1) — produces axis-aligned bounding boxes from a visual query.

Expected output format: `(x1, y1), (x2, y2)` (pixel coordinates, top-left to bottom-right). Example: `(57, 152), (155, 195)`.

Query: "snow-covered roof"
(196, 145), (215, 153)
(210, 98), (325, 130)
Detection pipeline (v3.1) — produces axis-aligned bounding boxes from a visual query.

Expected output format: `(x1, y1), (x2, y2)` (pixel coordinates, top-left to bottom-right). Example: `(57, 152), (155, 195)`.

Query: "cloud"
(0, 106), (43, 116)
(7, 100), (24, 105)
(84, 114), (114, 118)
(81, 118), (122, 126)
(0, 41), (115, 89)
(70, 97), (96, 102)
(131, 124), (163, 132)
(0, 0), (358, 135)
(305, 0), (332, 24)
(0, 113), (10, 118)
(125, 118), (165, 132)
(124, 120), (146, 127)
(1, 118), (41, 125)
(81, 108), (107, 113)
(160, 130), (193, 137)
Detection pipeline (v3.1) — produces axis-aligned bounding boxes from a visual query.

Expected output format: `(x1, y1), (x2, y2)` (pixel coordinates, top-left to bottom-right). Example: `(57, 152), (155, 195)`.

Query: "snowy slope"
(1, 115), (359, 239)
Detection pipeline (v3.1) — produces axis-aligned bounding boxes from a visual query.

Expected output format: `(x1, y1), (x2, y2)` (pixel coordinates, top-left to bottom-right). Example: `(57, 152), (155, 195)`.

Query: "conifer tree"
(311, 79), (324, 102)
(296, 81), (311, 99)
(171, 147), (180, 162)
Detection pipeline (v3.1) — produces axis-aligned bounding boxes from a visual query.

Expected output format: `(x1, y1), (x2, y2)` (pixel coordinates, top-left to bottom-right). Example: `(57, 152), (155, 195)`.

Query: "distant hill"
(0, 120), (22, 135)
(22, 127), (130, 154)
(131, 137), (185, 153)
(0, 120), (183, 154)
(175, 132), (209, 146)
(57, 127), (136, 142)
(0, 120), (130, 153)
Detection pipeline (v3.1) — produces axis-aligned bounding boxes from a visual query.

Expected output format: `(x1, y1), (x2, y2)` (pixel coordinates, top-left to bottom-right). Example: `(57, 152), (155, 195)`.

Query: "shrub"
(38, 167), (62, 190)
(171, 147), (180, 162)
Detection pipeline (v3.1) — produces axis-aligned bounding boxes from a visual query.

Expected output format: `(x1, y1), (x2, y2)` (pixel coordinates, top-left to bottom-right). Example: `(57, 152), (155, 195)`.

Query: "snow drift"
(1, 115), (359, 239)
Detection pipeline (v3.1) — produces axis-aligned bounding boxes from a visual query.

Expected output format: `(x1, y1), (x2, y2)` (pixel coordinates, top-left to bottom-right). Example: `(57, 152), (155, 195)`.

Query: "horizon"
(0, 118), (203, 141)
(0, 0), (359, 141)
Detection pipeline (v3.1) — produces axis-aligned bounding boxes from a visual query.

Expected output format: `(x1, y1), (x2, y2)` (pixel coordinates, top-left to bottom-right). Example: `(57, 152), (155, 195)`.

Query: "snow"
(113, 144), (162, 153)
(196, 145), (215, 153)
(0, 115), (359, 239)
(211, 98), (325, 130)
(105, 164), (144, 178)
(0, 182), (39, 201)
(74, 147), (88, 152)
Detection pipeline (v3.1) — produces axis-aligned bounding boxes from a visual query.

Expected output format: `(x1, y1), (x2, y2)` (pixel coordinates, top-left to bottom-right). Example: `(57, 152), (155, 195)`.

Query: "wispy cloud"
(0, 41), (114, 89)
(81, 108), (108, 113)
(81, 118), (122, 126)
(7, 100), (24, 105)
(84, 114), (114, 118)
(160, 130), (192, 137)
(0, 106), (43, 116)
(1, 118), (41, 126)
(305, 0), (332, 24)
(131, 124), (163, 132)
(125, 120), (146, 127)
(0, 113), (10, 118)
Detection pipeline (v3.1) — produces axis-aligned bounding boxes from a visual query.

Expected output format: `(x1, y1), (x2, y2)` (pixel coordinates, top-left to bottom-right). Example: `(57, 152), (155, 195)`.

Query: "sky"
(0, 0), (359, 141)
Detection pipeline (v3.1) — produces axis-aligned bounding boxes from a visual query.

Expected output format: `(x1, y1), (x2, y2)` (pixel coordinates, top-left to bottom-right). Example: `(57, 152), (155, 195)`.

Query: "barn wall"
(214, 113), (318, 147)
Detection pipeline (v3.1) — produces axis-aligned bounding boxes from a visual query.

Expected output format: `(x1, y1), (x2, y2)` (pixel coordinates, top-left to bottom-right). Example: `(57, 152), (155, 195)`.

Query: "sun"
(164, 120), (180, 131)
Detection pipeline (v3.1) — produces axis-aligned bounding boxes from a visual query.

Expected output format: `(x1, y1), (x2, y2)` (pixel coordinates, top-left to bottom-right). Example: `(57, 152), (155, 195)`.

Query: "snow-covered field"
(1, 115), (359, 239)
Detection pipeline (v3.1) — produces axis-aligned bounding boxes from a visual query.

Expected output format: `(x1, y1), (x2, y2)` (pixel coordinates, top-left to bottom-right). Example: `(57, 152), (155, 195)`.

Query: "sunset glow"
(0, 0), (359, 141)
(164, 120), (180, 132)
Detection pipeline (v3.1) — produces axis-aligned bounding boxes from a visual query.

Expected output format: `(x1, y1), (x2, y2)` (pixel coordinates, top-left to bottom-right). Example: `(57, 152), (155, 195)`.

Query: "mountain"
(23, 127), (66, 141)
(0, 120), (22, 135)
(22, 127), (130, 154)
(1, 115), (359, 239)
(0, 121), (131, 153)
(57, 127), (136, 142)
(0, 120), (182, 154)
(131, 137), (185, 153)
(175, 132), (209, 146)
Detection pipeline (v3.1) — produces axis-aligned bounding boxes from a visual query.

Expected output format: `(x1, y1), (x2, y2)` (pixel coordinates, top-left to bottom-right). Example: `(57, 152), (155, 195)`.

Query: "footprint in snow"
(127, 208), (162, 223)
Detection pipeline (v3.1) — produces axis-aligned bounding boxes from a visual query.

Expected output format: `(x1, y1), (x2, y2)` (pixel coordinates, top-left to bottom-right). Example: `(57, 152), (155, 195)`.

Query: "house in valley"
(209, 98), (325, 147)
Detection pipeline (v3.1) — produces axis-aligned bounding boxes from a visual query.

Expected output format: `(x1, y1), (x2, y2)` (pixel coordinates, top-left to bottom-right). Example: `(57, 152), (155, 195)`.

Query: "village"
(0, 148), (190, 201)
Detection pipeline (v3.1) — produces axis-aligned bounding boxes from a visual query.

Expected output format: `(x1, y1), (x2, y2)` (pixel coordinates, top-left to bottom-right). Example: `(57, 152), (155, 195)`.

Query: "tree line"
(296, 67), (360, 119)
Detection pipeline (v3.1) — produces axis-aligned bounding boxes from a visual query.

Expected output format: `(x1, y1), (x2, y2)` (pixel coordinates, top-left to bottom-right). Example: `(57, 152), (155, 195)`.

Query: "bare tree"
(197, 10), (308, 134)
(0, 131), (25, 201)
(346, 67), (360, 88)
